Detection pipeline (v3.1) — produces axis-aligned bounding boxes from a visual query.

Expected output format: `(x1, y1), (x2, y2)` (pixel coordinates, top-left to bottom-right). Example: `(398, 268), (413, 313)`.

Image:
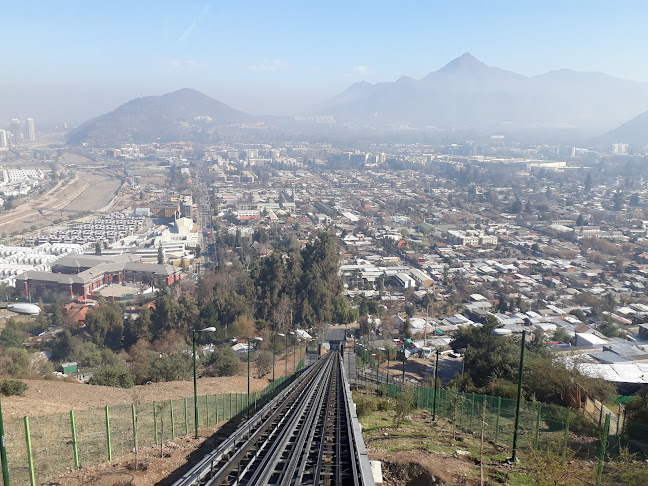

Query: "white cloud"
(353, 65), (369, 74)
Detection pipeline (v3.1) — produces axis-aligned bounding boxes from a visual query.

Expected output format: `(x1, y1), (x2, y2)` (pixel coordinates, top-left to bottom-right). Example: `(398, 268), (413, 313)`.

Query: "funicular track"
(172, 351), (375, 486)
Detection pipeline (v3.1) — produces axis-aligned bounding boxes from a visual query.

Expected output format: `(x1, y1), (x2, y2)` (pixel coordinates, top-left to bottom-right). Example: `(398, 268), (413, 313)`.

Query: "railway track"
(172, 352), (375, 486)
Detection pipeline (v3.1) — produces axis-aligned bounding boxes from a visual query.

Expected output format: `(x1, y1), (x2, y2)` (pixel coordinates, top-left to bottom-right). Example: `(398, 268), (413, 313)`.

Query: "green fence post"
(184, 398), (188, 435)
(562, 408), (571, 456)
(170, 400), (175, 439)
(216, 395), (219, 424)
(24, 417), (35, 486)
(596, 414), (611, 486)
(0, 401), (9, 486)
(229, 393), (232, 420)
(105, 406), (112, 461)
(205, 395), (209, 428)
(153, 402), (158, 445)
(131, 404), (138, 454)
(495, 396), (501, 443)
(70, 410), (80, 468)
(469, 395), (475, 431)
(534, 404), (542, 448)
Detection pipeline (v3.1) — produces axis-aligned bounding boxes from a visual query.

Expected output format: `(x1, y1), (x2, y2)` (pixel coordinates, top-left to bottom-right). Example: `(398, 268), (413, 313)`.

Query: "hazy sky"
(3, 0), (648, 125)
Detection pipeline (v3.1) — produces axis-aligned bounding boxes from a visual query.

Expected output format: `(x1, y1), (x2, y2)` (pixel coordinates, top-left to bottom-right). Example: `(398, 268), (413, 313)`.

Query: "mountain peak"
(438, 52), (488, 73)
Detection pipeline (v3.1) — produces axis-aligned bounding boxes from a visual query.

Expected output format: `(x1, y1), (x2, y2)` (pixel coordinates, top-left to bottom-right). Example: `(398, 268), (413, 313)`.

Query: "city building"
(26, 118), (36, 142)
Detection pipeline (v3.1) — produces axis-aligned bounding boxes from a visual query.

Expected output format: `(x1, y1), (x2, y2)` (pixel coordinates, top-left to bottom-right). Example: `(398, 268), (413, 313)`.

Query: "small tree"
(446, 389), (467, 441)
(393, 386), (417, 428)
(526, 441), (592, 486)
(95, 241), (102, 255)
(157, 244), (164, 264)
(256, 350), (273, 378)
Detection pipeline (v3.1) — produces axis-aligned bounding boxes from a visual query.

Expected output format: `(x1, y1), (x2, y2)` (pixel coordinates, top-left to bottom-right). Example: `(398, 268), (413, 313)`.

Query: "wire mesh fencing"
(0, 358), (305, 486)
(379, 383), (636, 464)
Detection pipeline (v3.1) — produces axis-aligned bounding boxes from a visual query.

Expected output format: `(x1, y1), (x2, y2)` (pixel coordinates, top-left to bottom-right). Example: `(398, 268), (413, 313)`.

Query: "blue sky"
(3, 0), (648, 123)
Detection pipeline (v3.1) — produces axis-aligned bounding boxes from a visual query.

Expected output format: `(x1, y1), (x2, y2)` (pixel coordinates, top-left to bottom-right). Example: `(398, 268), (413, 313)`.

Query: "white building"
(26, 118), (36, 142)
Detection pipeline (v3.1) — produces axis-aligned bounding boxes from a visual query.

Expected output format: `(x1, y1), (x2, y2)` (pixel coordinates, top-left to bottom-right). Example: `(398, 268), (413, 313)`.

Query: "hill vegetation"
(66, 88), (251, 146)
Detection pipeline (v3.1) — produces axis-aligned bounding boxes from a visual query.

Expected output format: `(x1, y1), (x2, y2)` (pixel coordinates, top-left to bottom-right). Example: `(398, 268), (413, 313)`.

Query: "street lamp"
(511, 330), (527, 463)
(379, 347), (388, 386)
(278, 333), (287, 378)
(372, 353), (378, 384)
(193, 326), (216, 439)
(401, 341), (408, 385)
(248, 336), (263, 417)
(289, 331), (296, 373)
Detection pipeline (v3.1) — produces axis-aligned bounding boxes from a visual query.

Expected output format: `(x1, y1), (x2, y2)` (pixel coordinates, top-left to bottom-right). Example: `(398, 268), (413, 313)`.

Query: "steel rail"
(171, 352), (375, 486)
(171, 355), (329, 486)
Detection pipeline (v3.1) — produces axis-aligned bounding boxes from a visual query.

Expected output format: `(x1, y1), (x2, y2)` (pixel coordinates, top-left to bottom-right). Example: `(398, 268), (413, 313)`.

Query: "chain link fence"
(379, 382), (648, 466)
(0, 358), (304, 485)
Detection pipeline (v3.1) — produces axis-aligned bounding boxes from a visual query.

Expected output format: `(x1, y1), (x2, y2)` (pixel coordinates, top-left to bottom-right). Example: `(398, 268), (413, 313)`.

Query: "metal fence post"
(170, 400), (175, 439)
(534, 404), (542, 448)
(24, 417), (35, 486)
(495, 397), (501, 443)
(596, 414), (611, 486)
(0, 401), (8, 486)
(215, 395), (219, 423)
(70, 410), (80, 468)
(105, 406), (112, 461)
(229, 393), (232, 420)
(205, 395), (209, 428)
(153, 402), (158, 445)
(184, 398), (188, 435)
(131, 404), (137, 453)
(562, 408), (571, 456)
(469, 395), (475, 431)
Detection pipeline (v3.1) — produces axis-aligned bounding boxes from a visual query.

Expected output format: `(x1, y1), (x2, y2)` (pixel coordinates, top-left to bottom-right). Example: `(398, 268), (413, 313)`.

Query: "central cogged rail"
(172, 351), (375, 486)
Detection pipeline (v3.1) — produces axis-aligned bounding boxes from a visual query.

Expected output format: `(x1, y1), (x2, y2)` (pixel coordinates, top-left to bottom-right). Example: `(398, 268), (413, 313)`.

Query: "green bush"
(0, 379), (28, 396)
(90, 366), (134, 388)
(355, 395), (378, 417)
(377, 398), (392, 412)
(205, 345), (240, 377)
(394, 387), (417, 427)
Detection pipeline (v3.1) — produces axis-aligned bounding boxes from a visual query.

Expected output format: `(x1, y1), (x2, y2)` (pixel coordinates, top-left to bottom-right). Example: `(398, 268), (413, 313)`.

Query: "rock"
(454, 449), (470, 456)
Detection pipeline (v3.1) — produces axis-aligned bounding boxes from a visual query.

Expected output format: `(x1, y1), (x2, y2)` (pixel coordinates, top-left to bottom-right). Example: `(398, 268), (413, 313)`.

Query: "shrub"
(0, 379), (28, 396)
(355, 395), (378, 417)
(90, 366), (134, 388)
(255, 350), (273, 378)
(394, 387), (417, 428)
(377, 398), (392, 412)
(205, 345), (240, 377)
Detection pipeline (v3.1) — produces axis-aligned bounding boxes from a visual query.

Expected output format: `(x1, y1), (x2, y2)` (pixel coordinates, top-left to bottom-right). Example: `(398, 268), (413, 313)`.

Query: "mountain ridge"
(322, 53), (648, 134)
(67, 88), (251, 146)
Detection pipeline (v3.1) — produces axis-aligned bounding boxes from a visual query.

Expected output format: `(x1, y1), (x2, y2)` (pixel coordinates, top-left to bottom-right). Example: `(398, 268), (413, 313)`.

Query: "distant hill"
(67, 89), (251, 146)
(599, 110), (648, 146)
(322, 52), (648, 135)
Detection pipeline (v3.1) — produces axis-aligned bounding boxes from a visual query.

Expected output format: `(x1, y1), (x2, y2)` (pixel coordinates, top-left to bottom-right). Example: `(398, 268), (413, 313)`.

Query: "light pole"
(432, 348), (439, 421)
(289, 331), (296, 373)
(372, 353), (378, 384)
(248, 336), (263, 417)
(379, 347), (386, 385)
(402, 342), (406, 385)
(511, 330), (527, 463)
(193, 326), (216, 439)
(278, 333), (286, 378)
(271, 337), (276, 390)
